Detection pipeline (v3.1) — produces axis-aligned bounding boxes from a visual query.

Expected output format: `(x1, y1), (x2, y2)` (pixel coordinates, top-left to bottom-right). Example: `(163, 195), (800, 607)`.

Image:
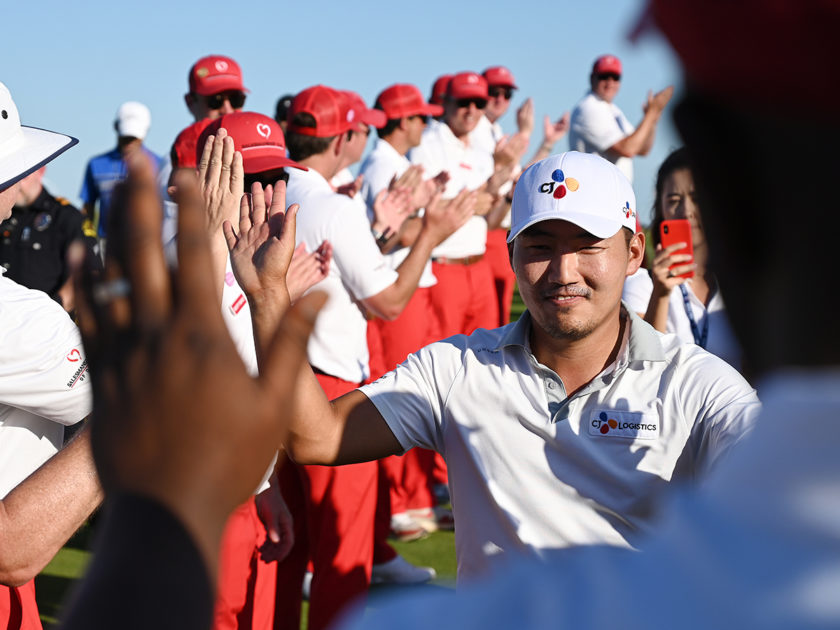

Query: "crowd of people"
(1, 1), (835, 628)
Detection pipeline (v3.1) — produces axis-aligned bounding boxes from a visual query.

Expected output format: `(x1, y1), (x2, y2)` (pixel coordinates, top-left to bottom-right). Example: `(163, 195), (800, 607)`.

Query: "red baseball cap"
(286, 85), (358, 138)
(197, 112), (306, 174)
(171, 118), (214, 169)
(341, 91), (387, 129)
(446, 72), (489, 101)
(376, 84), (444, 120)
(592, 55), (622, 76)
(429, 74), (453, 106)
(482, 66), (518, 89)
(188, 55), (248, 96)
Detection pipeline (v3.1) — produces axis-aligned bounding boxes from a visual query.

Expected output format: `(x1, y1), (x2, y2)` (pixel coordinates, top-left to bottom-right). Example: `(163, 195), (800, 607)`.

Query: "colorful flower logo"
(622, 201), (635, 220)
(539, 168), (580, 198)
(598, 411), (618, 434)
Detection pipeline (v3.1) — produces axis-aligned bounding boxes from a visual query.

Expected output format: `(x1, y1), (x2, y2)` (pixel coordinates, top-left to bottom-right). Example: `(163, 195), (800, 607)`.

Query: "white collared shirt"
(408, 121), (494, 257)
(360, 139), (436, 287)
(286, 167), (398, 382)
(0, 271), (92, 498)
(360, 308), (759, 581)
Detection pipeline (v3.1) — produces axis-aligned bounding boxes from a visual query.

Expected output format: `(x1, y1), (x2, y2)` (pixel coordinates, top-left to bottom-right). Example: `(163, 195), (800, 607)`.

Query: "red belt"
(432, 254), (484, 265)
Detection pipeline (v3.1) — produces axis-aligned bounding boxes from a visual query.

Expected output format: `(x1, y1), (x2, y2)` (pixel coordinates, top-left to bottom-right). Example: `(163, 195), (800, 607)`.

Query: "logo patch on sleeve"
(589, 410), (658, 440)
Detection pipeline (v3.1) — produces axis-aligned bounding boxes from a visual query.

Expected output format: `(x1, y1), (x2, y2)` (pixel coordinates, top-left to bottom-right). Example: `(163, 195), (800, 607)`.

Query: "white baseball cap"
(0, 82), (78, 191)
(115, 101), (151, 140)
(507, 152), (637, 243)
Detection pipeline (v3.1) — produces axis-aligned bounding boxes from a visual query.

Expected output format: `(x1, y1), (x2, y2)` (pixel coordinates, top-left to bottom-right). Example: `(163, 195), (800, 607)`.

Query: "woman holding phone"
(622, 148), (743, 370)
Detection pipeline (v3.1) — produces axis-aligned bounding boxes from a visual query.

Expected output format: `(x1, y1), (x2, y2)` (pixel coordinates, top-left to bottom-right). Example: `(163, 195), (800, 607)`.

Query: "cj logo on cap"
(621, 201), (635, 220)
(539, 169), (580, 200)
(256, 123), (271, 139)
(215, 60), (229, 72)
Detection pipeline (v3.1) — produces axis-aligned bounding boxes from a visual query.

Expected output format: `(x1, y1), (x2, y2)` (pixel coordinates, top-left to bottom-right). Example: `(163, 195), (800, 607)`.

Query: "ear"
(398, 118), (410, 132)
(332, 132), (345, 157)
(626, 230), (645, 277)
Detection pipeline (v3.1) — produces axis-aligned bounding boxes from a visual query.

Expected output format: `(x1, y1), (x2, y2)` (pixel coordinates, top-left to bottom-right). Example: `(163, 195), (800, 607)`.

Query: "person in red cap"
(358, 83), (453, 557)
(184, 114), (328, 630)
(428, 74), (452, 116)
(408, 71), (514, 341)
(278, 84), (475, 630)
(185, 55), (249, 122)
(329, 90), (386, 197)
(569, 54), (673, 183)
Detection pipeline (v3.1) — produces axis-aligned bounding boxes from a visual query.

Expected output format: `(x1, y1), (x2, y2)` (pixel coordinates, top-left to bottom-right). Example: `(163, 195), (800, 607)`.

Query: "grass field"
(35, 288), (526, 627)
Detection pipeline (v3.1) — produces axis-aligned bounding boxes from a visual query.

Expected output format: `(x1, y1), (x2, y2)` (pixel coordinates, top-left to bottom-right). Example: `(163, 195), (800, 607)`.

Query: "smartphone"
(659, 219), (694, 279)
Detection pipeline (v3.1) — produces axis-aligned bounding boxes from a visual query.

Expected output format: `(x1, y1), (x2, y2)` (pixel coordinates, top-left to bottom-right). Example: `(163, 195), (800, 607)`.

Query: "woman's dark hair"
(651, 147), (694, 246)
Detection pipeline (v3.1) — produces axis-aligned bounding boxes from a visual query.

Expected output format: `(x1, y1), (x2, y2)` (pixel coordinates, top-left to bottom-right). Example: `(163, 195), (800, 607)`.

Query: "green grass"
(36, 523), (456, 629)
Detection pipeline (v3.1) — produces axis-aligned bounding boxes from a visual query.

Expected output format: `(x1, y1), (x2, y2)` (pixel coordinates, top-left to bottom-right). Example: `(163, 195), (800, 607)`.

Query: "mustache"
(542, 285), (592, 299)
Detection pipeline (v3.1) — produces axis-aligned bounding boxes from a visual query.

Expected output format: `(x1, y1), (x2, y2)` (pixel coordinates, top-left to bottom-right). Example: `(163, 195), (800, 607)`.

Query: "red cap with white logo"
(188, 55), (248, 96)
(482, 66), (518, 89)
(446, 72), (489, 100)
(341, 91), (387, 129)
(197, 112), (306, 174)
(286, 85), (359, 138)
(592, 55), (622, 76)
(375, 84), (444, 119)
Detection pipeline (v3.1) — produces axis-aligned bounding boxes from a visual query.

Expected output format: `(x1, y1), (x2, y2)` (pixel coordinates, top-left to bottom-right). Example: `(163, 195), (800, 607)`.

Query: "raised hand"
(197, 127), (244, 236)
(287, 241), (333, 302)
(223, 180), (299, 311)
(335, 174), (364, 199)
(373, 186), (414, 237)
(542, 112), (570, 146)
(516, 97), (535, 136)
(72, 153), (324, 579)
(423, 188), (477, 243)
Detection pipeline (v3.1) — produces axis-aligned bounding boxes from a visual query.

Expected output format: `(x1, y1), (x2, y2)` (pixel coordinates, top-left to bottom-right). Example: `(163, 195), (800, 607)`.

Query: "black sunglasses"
(455, 98), (487, 110)
(596, 73), (621, 82)
(488, 87), (514, 100)
(204, 91), (247, 110)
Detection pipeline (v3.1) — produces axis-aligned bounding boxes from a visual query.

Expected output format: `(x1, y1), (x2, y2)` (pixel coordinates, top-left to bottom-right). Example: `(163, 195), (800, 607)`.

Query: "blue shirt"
(79, 146), (162, 237)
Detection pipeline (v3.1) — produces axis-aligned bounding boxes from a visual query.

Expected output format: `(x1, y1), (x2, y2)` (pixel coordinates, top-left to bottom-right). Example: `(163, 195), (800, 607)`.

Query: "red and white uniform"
(284, 166), (397, 630)
(408, 121), (498, 338)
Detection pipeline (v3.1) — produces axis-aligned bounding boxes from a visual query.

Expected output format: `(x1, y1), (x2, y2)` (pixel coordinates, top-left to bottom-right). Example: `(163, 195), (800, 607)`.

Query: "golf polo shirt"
(286, 168), (398, 383)
(408, 121), (493, 258)
(359, 307), (759, 581)
(360, 139), (436, 288)
(0, 271), (92, 498)
(569, 91), (636, 183)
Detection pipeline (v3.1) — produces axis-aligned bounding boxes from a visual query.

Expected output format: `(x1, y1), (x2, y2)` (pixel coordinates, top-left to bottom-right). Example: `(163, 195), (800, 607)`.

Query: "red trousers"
(213, 497), (276, 630)
(485, 228), (517, 326)
(274, 372), (377, 630)
(429, 257), (499, 339)
(0, 582), (41, 630)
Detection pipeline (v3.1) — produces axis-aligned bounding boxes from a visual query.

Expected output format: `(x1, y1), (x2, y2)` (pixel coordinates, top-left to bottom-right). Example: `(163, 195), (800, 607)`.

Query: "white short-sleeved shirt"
(220, 256), (259, 377)
(359, 139), (436, 288)
(286, 167), (399, 382)
(569, 91), (635, 183)
(469, 115), (515, 228)
(360, 308), (759, 581)
(622, 268), (742, 370)
(408, 121), (494, 258)
(0, 273), (93, 498)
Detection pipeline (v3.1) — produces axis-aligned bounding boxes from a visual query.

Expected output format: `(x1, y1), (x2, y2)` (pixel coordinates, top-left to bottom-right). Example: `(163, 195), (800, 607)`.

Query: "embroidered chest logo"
(538, 168), (580, 199)
(589, 410), (658, 440)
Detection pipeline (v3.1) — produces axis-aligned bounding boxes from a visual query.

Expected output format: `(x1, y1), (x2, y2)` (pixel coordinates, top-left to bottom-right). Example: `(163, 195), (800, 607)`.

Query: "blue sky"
(5, 0), (682, 223)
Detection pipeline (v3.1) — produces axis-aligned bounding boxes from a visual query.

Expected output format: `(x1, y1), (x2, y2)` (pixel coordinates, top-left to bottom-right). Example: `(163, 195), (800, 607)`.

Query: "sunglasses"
(455, 98), (487, 110)
(596, 73), (621, 82)
(204, 91), (247, 110)
(488, 87), (514, 100)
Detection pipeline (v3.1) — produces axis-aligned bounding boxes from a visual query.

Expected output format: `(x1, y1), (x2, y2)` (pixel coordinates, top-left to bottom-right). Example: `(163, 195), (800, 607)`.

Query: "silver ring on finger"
(93, 277), (132, 305)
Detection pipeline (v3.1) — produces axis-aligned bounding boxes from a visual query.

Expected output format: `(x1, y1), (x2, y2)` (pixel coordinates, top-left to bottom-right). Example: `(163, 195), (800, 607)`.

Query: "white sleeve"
(622, 269), (654, 314)
(359, 343), (454, 453)
(573, 99), (628, 152)
(0, 284), (92, 425)
(330, 200), (398, 300)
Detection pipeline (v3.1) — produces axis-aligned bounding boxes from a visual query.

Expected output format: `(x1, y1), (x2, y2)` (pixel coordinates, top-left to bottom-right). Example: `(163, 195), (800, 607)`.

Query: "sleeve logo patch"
(589, 409), (658, 440)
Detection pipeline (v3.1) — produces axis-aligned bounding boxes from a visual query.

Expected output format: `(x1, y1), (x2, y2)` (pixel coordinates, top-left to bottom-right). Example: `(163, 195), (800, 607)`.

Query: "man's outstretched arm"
(224, 180), (405, 466)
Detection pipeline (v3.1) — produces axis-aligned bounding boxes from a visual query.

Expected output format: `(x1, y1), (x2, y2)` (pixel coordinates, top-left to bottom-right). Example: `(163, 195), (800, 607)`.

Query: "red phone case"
(659, 219), (694, 279)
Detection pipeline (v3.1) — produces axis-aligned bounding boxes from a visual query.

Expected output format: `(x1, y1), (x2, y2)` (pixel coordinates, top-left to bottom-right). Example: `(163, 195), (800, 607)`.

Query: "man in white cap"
(0, 81), (100, 626)
(569, 55), (673, 183)
(230, 150), (760, 584)
(80, 101), (162, 243)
